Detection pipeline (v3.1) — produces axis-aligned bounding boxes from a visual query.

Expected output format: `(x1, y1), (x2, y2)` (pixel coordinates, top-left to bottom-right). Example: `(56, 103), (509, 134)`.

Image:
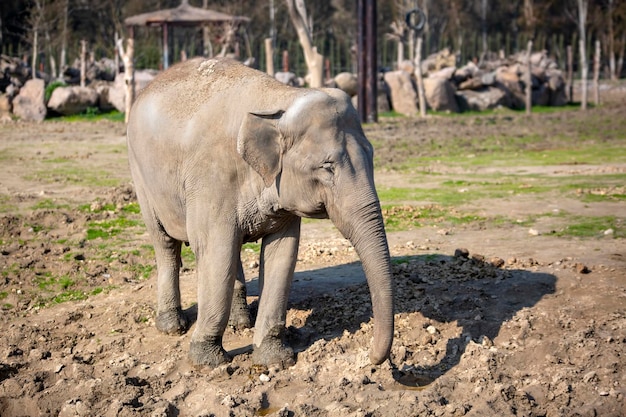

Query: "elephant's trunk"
(328, 189), (394, 365)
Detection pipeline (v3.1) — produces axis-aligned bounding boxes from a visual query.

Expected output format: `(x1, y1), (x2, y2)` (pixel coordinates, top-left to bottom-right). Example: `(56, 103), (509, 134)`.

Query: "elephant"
(126, 57), (394, 368)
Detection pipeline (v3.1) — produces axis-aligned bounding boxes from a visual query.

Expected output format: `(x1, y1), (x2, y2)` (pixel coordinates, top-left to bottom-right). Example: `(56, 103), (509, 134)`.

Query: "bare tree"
(285, 0), (324, 88)
(577, 0), (589, 110)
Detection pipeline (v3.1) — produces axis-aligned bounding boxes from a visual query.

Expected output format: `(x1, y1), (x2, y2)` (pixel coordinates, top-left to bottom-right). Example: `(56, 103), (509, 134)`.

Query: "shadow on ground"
(181, 254), (555, 384)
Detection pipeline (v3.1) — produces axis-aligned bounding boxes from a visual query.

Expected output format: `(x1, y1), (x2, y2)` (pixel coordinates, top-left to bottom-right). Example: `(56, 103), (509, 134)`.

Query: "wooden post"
(566, 45), (573, 103)
(593, 39), (600, 106)
(525, 40), (533, 115)
(265, 38), (274, 76)
(414, 37), (426, 117)
(80, 39), (87, 87)
(282, 50), (289, 72)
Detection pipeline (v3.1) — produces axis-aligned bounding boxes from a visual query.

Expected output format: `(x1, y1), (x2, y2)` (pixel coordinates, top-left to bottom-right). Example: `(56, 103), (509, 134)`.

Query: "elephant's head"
(237, 89), (394, 364)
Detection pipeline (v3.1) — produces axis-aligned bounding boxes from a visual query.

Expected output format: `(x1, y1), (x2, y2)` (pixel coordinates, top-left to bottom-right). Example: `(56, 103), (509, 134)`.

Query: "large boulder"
(47, 86), (99, 116)
(383, 70), (418, 116)
(108, 70), (157, 113)
(0, 93), (11, 122)
(456, 86), (512, 112)
(333, 72), (358, 97)
(275, 71), (298, 86)
(546, 70), (567, 106)
(423, 77), (459, 113)
(12, 78), (46, 122)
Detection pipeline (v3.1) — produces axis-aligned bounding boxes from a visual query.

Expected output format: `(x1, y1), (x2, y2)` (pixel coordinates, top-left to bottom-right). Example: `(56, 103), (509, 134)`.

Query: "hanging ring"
(405, 8), (426, 33)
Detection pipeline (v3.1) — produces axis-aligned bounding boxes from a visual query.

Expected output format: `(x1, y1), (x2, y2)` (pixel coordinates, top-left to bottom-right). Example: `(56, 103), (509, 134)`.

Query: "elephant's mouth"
(295, 202), (328, 219)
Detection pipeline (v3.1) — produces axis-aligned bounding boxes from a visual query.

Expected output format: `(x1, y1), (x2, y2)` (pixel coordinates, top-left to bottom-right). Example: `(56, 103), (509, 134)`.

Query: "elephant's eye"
(321, 162), (334, 173)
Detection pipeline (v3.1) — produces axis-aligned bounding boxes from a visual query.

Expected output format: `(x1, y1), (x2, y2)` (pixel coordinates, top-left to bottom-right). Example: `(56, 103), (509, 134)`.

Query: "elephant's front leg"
(188, 231), (239, 367)
(252, 218), (301, 368)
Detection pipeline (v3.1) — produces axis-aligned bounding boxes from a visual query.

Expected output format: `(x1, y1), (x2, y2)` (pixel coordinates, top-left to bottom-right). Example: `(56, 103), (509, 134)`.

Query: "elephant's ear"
(237, 110), (285, 188)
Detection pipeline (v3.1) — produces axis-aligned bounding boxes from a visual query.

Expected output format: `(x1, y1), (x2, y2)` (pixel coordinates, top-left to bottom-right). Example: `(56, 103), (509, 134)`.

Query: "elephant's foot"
(156, 307), (189, 335)
(252, 326), (295, 369)
(228, 297), (252, 330)
(189, 336), (232, 367)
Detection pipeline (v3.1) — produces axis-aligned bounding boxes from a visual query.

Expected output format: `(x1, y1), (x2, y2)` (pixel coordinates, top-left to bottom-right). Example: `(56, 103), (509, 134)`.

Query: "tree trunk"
(60, 0), (68, 72)
(117, 37), (135, 124)
(80, 40), (87, 87)
(414, 37), (426, 117)
(567, 45), (574, 103)
(577, 0), (588, 111)
(32, 30), (38, 79)
(607, 0), (616, 80)
(593, 40), (600, 106)
(285, 0), (323, 88)
(526, 40), (533, 115)
(265, 38), (274, 76)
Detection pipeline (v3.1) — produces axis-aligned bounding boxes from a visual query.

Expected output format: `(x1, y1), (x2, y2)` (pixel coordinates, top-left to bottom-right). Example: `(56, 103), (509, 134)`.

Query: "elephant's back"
(134, 58), (288, 120)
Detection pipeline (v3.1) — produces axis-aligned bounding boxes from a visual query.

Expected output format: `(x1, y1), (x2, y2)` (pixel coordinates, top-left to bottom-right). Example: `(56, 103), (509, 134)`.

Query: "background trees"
(0, 0), (624, 79)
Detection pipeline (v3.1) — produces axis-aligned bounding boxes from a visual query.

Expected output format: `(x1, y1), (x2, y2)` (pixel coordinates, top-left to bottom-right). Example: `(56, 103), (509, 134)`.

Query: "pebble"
(259, 373), (271, 383)
(528, 228), (540, 236)
(426, 325), (438, 335)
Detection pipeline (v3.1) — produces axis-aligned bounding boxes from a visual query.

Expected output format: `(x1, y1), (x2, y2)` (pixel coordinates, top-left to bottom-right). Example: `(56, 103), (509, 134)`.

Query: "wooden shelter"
(124, 0), (250, 69)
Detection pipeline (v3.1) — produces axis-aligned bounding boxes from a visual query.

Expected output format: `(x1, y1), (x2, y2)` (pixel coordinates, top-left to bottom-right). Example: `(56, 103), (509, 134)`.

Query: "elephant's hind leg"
(153, 235), (189, 335)
(228, 258), (252, 330)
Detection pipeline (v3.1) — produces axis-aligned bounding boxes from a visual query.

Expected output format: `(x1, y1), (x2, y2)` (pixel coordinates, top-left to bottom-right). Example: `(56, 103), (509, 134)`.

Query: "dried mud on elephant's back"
(1, 95), (626, 416)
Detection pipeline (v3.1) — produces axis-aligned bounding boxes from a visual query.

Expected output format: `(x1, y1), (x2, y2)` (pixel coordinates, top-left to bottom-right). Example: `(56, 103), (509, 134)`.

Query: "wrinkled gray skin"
(127, 57), (394, 368)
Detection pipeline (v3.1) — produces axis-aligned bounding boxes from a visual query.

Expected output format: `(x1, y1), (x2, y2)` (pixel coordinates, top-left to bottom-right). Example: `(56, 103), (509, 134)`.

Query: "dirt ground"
(1, 89), (625, 416)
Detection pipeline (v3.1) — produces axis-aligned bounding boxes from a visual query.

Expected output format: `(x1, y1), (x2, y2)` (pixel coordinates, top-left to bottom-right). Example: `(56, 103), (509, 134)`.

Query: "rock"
(423, 77), (459, 113)
(94, 83), (116, 112)
(546, 69), (567, 106)
(12, 78), (47, 121)
(334, 72), (358, 97)
(481, 71), (497, 86)
(398, 60), (415, 74)
(575, 263), (590, 274)
(275, 71), (298, 86)
(0, 94), (11, 122)
(456, 85), (511, 112)
(108, 70), (157, 113)
(383, 70), (418, 116)
(454, 248), (470, 258)
(47, 86), (99, 116)
(428, 66), (456, 80)
(528, 228), (540, 236)
(458, 76), (484, 90)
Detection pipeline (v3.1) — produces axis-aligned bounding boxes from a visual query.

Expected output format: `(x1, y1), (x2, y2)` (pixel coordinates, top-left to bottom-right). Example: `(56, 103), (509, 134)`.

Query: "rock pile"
(0, 55), (155, 122)
(382, 49), (567, 115)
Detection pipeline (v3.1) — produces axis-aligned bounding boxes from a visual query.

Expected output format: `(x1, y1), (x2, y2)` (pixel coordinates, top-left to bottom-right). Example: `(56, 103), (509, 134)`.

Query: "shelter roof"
(124, 0), (249, 27)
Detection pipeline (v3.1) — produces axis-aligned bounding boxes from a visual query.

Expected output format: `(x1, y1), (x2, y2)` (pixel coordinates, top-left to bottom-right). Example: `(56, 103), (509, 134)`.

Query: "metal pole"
(366, 0), (377, 123)
(163, 24), (169, 69)
(357, 0), (367, 122)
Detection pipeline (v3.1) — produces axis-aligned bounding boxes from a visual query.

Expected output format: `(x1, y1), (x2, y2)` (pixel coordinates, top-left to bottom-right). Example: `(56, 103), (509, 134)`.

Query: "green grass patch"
(31, 199), (70, 210)
(86, 216), (141, 240)
(553, 216), (624, 238)
(242, 242), (262, 253)
(0, 291), (8, 300)
(382, 204), (485, 232)
(128, 263), (155, 280)
(48, 110), (125, 123)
